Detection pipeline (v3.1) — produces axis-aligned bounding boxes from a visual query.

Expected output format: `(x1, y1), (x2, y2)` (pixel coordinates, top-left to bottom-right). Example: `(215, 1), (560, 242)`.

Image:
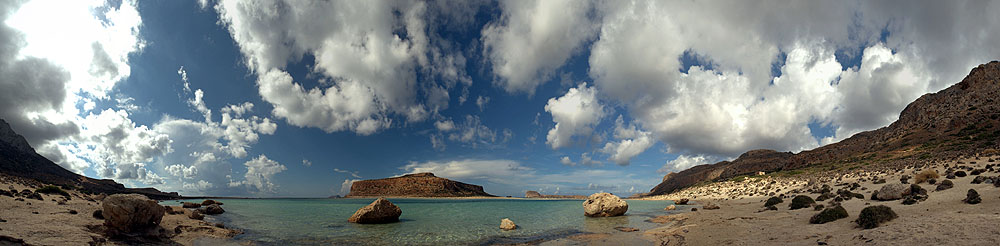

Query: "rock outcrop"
(101, 194), (166, 233)
(648, 61), (1000, 197)
(583, 193), (628, 217)
(348, 197), (402, 224)
(198, 204), (225, 215)
(876, 184), (911, 201)
(347, 173), (494, 197)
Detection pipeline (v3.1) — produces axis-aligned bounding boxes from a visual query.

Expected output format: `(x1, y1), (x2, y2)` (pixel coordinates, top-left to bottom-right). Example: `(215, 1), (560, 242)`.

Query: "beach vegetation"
(856, 205), (897, 229)
(809, 205), (848, 224)
(914, 169), (939, 184)
(789, 195), (815, 210)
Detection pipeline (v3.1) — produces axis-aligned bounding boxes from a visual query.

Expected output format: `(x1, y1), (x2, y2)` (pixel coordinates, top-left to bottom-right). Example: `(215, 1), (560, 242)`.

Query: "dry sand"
(0, 175), (241, 245)
(544, 155), (1000, 246)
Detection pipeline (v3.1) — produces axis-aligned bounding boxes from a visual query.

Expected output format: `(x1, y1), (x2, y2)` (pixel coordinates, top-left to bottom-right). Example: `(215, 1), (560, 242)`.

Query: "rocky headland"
(346, 172), (495, 197)
(525, 190), (588, 199)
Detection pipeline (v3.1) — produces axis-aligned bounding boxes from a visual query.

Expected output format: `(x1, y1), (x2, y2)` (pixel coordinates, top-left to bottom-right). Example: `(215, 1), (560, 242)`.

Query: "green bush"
(789, 195), (815, 210)
(36, 185), (70, 198)
(764, 196), (783, 207)
(809, 205), (848, 224)
(856, 205), (898, 229)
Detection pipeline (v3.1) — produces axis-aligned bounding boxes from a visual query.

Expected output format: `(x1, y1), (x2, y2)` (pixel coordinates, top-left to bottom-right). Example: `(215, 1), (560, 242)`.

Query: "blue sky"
(1, 0), (998, 197)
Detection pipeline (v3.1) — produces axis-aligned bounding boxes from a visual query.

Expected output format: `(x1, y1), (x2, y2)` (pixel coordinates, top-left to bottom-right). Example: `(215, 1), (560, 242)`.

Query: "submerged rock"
(198, 204), (225, 215)
(101, 194), (165, 233)
(500, 218), (516, 230)
(348, 197), (402, 224)
(583, 193), (628, 217)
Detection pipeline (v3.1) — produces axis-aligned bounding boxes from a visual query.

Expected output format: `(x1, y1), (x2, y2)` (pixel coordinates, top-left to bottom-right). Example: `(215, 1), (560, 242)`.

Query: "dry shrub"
(914, 169), (939, 184)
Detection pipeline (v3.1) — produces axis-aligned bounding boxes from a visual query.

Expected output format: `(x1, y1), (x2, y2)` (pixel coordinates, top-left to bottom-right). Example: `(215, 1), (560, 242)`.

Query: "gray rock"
(876, 184), (910, 201)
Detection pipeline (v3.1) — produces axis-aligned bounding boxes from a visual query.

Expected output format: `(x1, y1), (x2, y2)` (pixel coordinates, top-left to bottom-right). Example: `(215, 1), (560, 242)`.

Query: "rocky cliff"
(0, 119), (180, 200)
(648, 61), (1000, 196)
(346, 172), (495, 197)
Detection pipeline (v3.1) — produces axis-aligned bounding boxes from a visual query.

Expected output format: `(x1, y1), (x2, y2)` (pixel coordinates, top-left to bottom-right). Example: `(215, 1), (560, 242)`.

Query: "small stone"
(691, 207), (698, 211)
(92, 210), (104, 219)
(963, 189), (981, 204)
(955, 171), (967, 177)
(69, 210), (78, 214)
(664, 205), (676, 210)
(936, 180), (954, 191)
(703, 203), (720, 210)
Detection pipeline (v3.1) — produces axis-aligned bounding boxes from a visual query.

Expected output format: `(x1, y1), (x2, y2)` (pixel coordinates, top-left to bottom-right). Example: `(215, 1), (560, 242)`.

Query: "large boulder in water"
(348, 197), (401, 224)
(583, 193), (628, 217)
(500, 218), (517, 230)
(876, 184), (910, 201)
(198, 204), (225, 215)
(101, 194), (165, 232)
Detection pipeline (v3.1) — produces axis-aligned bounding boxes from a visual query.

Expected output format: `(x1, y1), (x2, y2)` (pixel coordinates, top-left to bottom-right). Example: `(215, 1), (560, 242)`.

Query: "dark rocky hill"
(0, 119), (179, 200)
(347, 172), (495, 197)
(648, 61), (1000, 196)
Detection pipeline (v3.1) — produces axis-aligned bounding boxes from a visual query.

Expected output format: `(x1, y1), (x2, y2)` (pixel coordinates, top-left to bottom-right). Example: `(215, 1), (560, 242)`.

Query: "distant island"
(346, 172), (495, 197)
(525, 190), (587, 199)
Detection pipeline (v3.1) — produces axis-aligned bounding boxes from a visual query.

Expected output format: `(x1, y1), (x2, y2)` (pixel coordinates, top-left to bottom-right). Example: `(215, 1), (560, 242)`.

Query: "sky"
(1, 0), (999, 198)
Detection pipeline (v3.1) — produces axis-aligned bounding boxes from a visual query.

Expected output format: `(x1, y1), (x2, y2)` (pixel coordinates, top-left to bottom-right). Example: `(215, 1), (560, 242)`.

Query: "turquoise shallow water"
(165, 198), (680, 245)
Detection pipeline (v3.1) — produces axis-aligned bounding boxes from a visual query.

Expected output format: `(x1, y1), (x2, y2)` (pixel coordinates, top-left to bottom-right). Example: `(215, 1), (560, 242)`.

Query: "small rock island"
(346, 172), (495, 197)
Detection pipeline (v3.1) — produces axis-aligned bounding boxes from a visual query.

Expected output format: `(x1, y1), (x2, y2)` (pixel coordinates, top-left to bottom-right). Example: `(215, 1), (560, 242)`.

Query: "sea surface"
(164, 198), (681, 245)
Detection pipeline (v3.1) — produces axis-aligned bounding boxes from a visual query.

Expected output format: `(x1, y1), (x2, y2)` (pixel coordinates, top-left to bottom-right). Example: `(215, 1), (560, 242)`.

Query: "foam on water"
(165, 198), (680, 245)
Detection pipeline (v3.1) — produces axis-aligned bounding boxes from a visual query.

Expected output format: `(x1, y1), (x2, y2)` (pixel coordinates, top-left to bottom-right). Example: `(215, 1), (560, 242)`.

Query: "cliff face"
(0, 119), (180, 200)
(347, 172), (495, 197)
(649, 61), (1000, 196)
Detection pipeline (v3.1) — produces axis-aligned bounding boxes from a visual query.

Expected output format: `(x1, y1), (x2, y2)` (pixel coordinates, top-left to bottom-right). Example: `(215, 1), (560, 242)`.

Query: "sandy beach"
(0, 175), (241, 245)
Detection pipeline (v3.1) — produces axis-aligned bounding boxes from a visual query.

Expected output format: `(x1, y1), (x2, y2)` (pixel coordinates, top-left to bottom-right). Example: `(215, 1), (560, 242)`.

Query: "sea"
(164, 198), (681, 245)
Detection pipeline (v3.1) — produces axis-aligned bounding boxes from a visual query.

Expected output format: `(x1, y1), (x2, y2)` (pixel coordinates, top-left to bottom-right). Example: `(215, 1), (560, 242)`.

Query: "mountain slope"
(0, 119), (179, 200)
(347, 172), (495, 197)
(648, 61), (1000, 196)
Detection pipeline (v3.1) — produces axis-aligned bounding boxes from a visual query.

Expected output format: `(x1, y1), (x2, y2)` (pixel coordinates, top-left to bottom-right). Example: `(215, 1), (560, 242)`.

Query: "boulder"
(500, 218), (516, 230)
(876, 184), (910, 200)
(856, 205), (897, 229)
(201, 200), (221, 206)
(963, 189), (981, 204)
(101, 194), (165, 233)
(583, 193), (628, 217)
(182, 202), (201, 208)
(188, 210), (204, 220)
(348, 197), (402, 223)
(675, 198), (689, 205)
(936, 180), (954, 191)
(198, 204), (225, 215)
(664, 205), (676, 210)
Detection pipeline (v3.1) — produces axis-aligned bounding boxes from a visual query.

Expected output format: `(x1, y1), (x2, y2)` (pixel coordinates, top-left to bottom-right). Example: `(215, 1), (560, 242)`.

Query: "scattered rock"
(876, 184), (910, 201)
(26, 192), (42, 201)
(583, 193), (628, 217)
(947, 173), (957, 179)
(816, 193), (833, 201)
(856, 205), (897, 229)
(614, 227), (639, 232)
(664, 205), (676, 210)
(189, 210), (204, 220)
(928, 178), (937, 185)
(789, 195), (815, 210)
(101, 194), (166, 233)
(873, 179), (886, 184)
(348, 197), (402, 224)
(764, 197), (783, 207)
(936, 180), (954, 191)
(500, 218), (517, 230)
(899, 175), (910, 184)
(197, 204), (225, 215)
(691, 207), (698, 211)
(955, 171), (967, 177)
(675, 198), (689, 205)
(972, 176), (986, 184)
(813, 205), (824, 211)
(703, 203), (720, 210)
(766, 205), (777, 211)
(809, 205), (848, 224)
(963, 189), (981, 204)
(182, 202), (201, 208)
(201, 200), (221, 206)
(69, 210), (78, 214)
(92, 210), (104, 219)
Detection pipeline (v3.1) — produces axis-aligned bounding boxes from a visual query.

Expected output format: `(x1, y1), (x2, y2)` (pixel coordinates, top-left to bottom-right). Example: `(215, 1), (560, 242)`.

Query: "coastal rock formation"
(647, 61), (1000, 197)
(182, 202), (200, 208)
(348, 197), (402, 224)
(500, 218), (516, 230)
(963, 189), (981, 204)
(101, 194), (166, 233)
(347, 173), (494, 197)
(524, 190), (588, 199)
(0, 119), (179, 200)
(664, 205), (676, 210)
(583, 193), (628, 217)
